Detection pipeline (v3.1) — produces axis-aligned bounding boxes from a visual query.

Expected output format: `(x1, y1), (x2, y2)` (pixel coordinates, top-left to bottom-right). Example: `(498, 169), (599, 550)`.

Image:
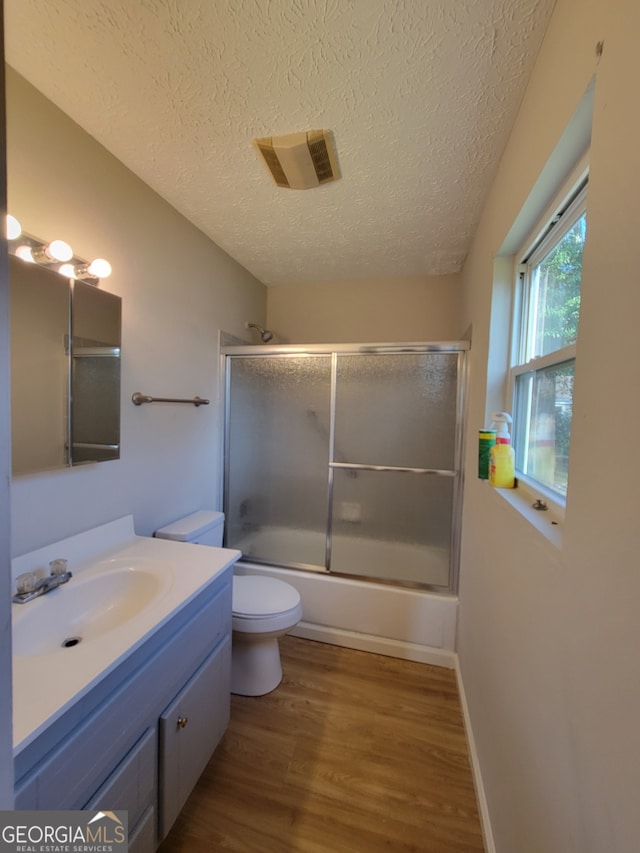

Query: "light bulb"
(6, 215), (21, 240)
(73, 258), (111, 281)
(31, 240), (73, 264)
(87, 258), (112, 278)
(14, 245), (34, 263)
(58, 263), (76, 278)
(46, 240), (73, 262)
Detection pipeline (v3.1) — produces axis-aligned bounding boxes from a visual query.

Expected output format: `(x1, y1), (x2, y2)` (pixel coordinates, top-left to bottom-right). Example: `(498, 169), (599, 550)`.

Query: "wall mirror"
(10, 255), (121, 475)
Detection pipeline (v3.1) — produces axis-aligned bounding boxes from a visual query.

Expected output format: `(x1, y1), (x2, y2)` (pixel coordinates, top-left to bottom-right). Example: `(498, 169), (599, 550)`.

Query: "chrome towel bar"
(131, 392), (209, 407)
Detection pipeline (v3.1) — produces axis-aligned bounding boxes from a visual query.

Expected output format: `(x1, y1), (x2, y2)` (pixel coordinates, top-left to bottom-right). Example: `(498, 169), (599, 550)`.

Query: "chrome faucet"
(13, 558), (73, 604)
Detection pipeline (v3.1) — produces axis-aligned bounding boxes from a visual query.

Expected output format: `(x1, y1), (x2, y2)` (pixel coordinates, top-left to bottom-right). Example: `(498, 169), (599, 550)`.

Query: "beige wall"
(457, 0), (640, 850)
(0, 55), (13, 807)
(6, 68), (267, 555)
(267, 274), (461, 343)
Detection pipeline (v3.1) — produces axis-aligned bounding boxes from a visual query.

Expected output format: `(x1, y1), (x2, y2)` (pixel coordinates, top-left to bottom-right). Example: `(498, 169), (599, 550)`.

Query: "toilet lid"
(233, 575), (301, 617)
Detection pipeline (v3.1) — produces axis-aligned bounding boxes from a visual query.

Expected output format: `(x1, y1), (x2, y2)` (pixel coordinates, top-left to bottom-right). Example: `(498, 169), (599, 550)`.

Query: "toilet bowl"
(231, 574), (303, 696)
(154, 511), (302, 696)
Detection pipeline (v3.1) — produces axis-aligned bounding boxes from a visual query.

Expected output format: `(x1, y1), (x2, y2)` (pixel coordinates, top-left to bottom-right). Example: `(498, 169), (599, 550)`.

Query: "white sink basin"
(13, 558), (173, 656)
(12, 516), (241, 752)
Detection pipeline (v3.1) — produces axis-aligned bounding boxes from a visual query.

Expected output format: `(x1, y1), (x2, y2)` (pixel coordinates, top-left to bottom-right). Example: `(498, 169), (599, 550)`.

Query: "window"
(510, 180), (587, 500)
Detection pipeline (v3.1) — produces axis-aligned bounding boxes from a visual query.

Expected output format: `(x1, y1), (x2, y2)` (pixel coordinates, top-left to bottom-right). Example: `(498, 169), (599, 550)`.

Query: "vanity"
(12, 517), (240, 852)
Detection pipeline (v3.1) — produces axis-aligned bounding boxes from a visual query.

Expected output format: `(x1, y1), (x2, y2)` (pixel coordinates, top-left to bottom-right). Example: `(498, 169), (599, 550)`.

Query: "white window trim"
(489, 478), (564, 547)
(506, 158), (589, 516)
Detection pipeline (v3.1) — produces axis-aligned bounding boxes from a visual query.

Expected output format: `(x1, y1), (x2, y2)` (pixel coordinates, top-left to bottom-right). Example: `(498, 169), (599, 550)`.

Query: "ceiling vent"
(254, 130), (340, 189)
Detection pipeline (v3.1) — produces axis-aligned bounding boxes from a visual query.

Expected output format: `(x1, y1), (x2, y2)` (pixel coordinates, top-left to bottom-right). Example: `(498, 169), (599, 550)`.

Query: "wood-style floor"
(159, 636), (485, 853)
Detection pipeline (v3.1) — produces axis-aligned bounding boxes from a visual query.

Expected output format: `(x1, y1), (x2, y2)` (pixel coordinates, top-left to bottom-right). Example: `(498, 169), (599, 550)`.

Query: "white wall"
(457, 1), (640, 850)
(6, 67), (267, 557)
(267, 274), (461, 343)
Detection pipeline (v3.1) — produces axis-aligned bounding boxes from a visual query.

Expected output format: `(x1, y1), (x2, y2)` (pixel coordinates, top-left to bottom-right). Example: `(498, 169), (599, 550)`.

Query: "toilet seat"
(232, 575), (302, 635)
(232, 575), (301, 617)
(233, 604), (301, 621)
(232, 606), (302, 635)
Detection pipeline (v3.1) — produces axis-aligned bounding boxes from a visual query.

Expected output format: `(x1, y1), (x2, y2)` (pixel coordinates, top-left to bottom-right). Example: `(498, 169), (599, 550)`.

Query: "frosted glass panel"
(334, 352), (459, 469)
(226, 356), (331, 567)
(331, 469), (453, 586)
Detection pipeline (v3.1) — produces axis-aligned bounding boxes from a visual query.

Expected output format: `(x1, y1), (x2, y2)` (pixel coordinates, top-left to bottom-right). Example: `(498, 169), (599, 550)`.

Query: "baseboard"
(291, 620), (457, 668)
(455, 656), (496, 853)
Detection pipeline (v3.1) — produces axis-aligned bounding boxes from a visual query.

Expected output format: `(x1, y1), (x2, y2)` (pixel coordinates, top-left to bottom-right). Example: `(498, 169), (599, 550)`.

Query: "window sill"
(487, 479), (564, 549)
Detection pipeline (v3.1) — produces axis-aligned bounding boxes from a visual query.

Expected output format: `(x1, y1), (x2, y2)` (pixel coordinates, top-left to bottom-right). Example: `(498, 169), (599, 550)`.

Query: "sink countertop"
(12, 516), (240, 753)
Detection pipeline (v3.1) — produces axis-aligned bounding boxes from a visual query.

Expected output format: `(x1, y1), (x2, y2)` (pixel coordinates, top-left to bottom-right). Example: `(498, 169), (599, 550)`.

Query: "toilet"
(154, 511), (302, 696)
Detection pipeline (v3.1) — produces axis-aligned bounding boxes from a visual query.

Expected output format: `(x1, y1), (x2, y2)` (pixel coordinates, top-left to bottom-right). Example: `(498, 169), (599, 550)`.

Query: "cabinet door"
(85, 727), (156, 850)
(158, 635), (231, 840)
(128, 806), (156, 853)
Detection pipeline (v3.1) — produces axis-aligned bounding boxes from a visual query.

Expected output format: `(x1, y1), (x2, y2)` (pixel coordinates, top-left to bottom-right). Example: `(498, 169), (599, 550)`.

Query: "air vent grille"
(254, 130), (340, 190)
(255, 141), (290, 188)
(307, 130), (335, 184)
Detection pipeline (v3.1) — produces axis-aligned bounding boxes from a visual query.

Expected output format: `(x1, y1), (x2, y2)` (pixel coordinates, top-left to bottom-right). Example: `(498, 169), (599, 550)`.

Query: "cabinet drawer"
(84, 727), (156, 835)
(158, 634), (231, 840)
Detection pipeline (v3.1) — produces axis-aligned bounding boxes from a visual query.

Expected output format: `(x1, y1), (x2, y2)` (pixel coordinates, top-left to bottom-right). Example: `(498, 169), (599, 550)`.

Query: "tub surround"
(12, 516), (240, 752)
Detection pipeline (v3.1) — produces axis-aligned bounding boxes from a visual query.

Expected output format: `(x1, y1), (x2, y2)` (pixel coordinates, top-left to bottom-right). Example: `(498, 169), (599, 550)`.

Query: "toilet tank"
(154, 511), (225, 547)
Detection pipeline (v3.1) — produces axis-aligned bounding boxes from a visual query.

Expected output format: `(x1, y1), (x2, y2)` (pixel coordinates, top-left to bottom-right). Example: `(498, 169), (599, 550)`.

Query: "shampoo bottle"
(489, 412), (515, 488)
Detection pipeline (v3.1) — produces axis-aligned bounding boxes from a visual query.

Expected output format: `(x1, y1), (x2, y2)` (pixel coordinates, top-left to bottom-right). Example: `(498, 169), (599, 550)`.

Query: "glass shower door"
(224, 355), (332, 569)
(223, 344), (466, 590)
(329, 352), (461, 587)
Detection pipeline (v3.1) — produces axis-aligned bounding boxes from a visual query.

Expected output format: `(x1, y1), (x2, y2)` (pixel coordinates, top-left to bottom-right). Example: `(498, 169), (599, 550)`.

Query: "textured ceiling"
(4, 0), (555, 287)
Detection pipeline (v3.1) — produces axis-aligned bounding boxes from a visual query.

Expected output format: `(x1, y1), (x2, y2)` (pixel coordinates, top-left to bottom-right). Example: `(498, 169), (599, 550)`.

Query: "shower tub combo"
(222, 342), (468, 665)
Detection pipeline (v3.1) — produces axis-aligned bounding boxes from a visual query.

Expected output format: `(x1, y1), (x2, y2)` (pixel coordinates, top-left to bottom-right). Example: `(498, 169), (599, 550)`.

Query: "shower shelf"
(131, 392), (209, 407)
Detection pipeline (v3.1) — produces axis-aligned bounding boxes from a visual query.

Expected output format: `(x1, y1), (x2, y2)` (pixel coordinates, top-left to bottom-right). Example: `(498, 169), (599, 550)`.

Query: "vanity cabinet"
(14, 564), (233, 852)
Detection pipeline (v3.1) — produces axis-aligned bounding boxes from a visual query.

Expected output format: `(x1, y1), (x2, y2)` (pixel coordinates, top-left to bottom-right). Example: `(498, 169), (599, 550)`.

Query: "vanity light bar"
(6, 214), (112, 284)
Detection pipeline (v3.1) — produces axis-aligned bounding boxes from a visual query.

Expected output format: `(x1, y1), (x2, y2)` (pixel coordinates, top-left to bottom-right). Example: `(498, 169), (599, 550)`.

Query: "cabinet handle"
(177, 716), (189, 729)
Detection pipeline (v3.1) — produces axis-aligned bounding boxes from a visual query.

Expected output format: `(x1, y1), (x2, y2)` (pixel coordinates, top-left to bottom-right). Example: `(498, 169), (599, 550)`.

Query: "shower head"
(246, 322), (274, 343)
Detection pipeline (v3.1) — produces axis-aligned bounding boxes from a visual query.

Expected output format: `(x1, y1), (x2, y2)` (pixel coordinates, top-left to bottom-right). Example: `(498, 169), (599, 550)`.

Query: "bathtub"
(234, 531), (458, 667)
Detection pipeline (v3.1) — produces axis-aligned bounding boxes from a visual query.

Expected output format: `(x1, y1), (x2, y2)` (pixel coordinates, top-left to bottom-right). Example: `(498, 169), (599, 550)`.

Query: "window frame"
(508, 174), (588, 506)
